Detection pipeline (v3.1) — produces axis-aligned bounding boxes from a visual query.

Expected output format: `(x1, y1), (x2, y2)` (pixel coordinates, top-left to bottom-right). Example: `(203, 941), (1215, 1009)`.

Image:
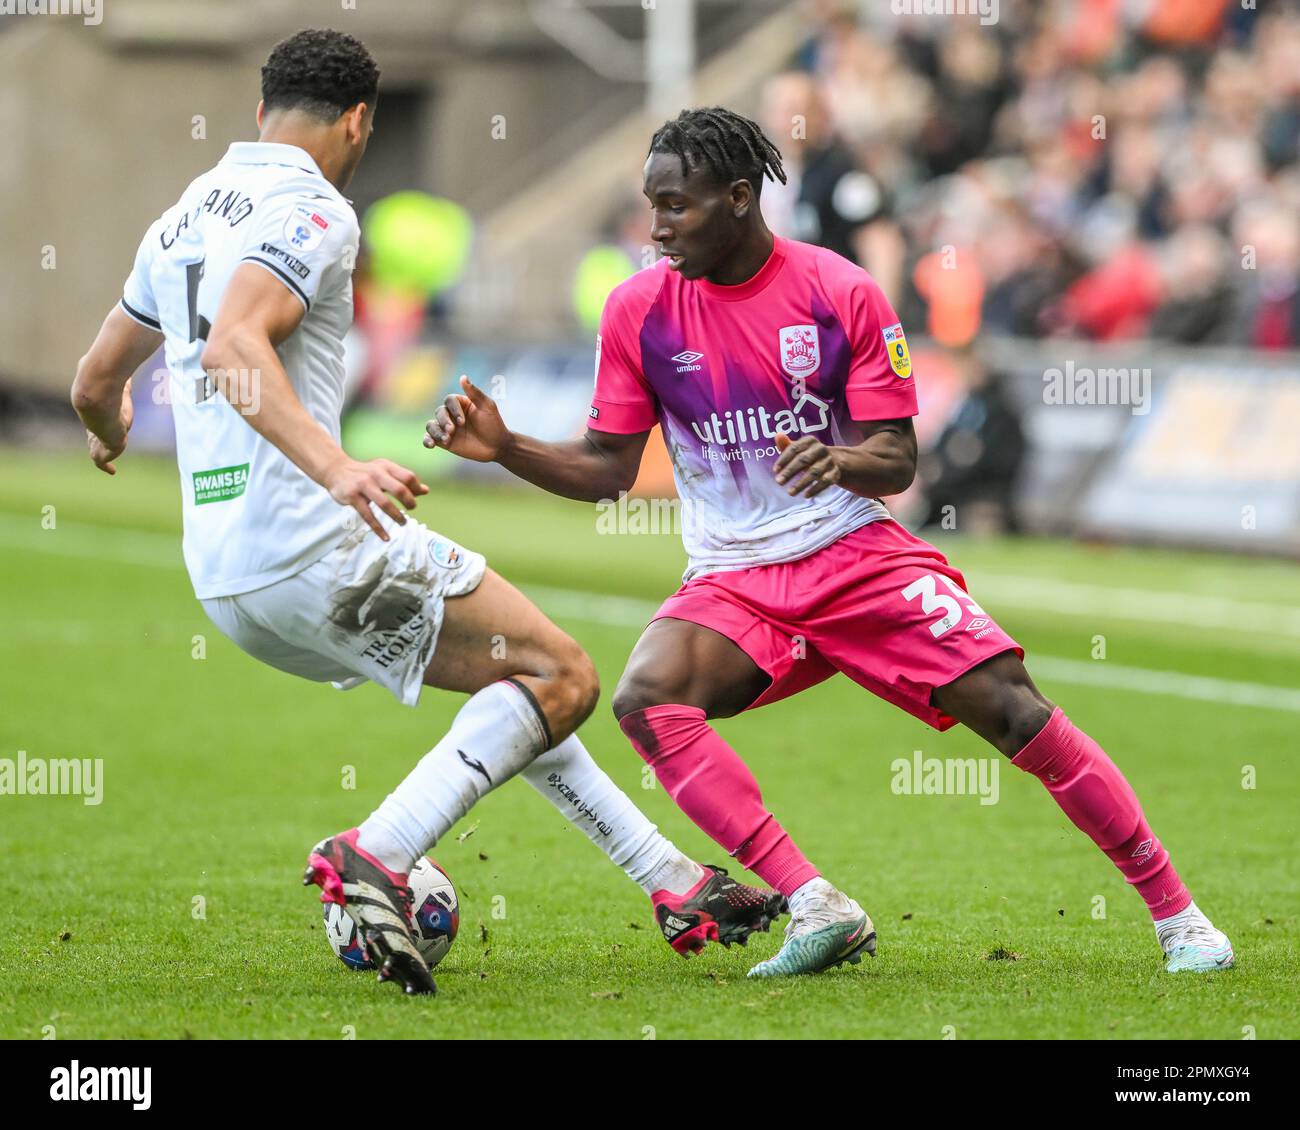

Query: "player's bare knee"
(611, 671), (677, 721)
(1002, 690), (1055, 757)
(564, 647), (601, 728)
(963, 655), (1053, 756)
(541, 637), (600, 733)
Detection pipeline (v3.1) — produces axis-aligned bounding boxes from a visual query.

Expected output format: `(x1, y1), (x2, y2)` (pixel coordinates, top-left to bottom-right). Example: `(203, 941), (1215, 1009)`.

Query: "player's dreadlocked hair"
(261, 29), (380, 122)
(648, 107), (787, 197)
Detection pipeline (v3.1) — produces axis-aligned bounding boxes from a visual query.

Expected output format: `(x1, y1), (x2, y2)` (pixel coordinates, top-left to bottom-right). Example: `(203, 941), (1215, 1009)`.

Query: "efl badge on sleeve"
(779, 325), (820, 379)
(882, 322), (912, 379)
(284, 204), (330, 253)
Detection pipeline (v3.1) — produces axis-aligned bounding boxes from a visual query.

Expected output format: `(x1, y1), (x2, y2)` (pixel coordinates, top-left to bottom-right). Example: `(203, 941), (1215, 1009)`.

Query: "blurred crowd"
(757, 0), (1300, 348)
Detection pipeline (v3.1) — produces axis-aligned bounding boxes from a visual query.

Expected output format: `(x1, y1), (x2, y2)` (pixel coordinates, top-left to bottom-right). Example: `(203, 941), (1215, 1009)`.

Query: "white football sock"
(1154, 900), (1204, 947)
(358, 680), (549, 874)
(789, 876), (837, 912)
(641, 852), (708, 897)
(522, 733), (704, 896)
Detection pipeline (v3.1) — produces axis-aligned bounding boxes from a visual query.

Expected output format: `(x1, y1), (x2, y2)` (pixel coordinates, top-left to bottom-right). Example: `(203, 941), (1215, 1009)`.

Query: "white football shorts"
(200, 515), (486, 706)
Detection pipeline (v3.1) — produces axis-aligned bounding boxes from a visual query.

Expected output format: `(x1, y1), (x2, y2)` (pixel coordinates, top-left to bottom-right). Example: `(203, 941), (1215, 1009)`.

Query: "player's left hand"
(773, 433), (842, 498)
(86, 379), (134, 475)
(423, 376), (509, 463)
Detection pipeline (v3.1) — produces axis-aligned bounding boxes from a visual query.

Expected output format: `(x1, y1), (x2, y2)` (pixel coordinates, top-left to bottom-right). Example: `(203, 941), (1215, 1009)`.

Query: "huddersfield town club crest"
(779, 325), (820, 378)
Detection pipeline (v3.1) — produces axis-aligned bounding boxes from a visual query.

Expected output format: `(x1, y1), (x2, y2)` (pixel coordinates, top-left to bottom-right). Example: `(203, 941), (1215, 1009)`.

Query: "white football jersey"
(120, 142), (361, 599)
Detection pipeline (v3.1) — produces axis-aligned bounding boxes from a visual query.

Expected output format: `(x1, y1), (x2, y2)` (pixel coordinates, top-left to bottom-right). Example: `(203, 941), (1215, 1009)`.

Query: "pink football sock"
(1012, 707), (1191, 921)
(619, 704), (819, 896)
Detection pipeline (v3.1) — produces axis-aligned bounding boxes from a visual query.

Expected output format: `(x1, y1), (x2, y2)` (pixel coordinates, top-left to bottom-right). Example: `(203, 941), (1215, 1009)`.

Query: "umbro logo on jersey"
(672, 349), (704, 373)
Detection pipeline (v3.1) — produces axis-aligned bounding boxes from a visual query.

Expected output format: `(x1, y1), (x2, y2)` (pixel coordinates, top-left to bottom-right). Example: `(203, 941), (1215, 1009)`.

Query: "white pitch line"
(0, 513), (182, 570)
(520, 585), (1300, 714)
(4, 514), (1297, 636)
(973, 574), (1300, 639)
(1028, 656), (1300, 714)
(2, 514), (1298, 713)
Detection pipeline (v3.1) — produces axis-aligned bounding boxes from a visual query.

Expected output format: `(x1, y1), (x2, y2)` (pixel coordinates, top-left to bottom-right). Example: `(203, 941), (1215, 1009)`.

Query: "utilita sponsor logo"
(690, 392), (831, 445)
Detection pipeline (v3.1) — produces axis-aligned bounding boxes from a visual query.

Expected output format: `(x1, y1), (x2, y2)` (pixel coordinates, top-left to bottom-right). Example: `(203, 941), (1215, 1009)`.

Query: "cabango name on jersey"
(159, 187), (255, 249)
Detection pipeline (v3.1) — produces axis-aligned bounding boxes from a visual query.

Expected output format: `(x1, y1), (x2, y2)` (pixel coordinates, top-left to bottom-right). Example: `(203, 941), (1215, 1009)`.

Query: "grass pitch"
(0, 446), (1296, 1039)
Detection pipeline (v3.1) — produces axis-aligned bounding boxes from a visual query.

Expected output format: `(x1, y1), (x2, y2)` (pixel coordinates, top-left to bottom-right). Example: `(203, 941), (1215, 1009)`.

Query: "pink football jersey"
(589, 236), (918, 580)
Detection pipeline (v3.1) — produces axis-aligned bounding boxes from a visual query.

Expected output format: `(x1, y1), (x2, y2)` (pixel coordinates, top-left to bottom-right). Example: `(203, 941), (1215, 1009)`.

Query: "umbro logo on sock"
(1131, 838), (1155, 864)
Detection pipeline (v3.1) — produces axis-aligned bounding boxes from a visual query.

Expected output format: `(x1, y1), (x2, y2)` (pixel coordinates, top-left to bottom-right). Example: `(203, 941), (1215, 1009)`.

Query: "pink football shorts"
(653, 519), (1023, 731)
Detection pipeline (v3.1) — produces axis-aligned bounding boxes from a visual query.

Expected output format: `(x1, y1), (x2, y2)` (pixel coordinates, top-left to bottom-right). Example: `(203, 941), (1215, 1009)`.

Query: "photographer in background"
(759, 70), (905, 301)
(919, 343), (1026, 536)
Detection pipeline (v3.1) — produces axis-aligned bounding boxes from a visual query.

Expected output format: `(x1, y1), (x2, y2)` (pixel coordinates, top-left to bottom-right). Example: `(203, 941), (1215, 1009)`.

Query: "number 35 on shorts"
(900, 573), (988, 639)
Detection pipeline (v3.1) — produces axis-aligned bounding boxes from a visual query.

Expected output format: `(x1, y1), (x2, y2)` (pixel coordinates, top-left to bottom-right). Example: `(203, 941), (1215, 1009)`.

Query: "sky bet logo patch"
(193, 463), (249, 505)
(882, 322), (912, 379)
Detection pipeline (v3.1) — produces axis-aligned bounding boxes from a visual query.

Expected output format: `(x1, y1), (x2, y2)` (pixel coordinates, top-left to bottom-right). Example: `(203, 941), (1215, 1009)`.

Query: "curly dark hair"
(648, 107), (786, 197)
(261, 29), (380, 121)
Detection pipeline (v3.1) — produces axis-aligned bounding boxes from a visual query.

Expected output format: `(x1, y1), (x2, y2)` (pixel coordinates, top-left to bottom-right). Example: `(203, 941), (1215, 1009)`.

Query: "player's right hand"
(86, 429), (128, 475)
(85, 377), (135, 475)
(323, 457), (429, 541)
(423, 375), (508, 463)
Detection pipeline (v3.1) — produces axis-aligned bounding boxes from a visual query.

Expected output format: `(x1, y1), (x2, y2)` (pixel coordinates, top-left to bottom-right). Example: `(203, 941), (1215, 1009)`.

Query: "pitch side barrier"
(52, 335), (1300, 557)
(975, 338), (1300, 558)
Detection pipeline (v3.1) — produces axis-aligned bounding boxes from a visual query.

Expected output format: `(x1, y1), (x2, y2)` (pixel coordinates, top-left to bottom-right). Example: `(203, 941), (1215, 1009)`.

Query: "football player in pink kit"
(426, 108), (1233, 977)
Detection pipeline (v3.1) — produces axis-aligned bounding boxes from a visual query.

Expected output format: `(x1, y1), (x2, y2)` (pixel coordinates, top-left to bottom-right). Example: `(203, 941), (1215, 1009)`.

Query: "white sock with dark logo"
(522, 734), (704, 896)
(358, 680), (549, 874)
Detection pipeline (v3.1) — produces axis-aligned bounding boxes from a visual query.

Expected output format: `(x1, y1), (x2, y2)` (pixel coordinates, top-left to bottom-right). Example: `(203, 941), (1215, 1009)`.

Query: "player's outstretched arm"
(71, 306), (164, 474)
(201, 263), (427, 540)
(773, 417), (917, 500)
(425, 375), (649, 504)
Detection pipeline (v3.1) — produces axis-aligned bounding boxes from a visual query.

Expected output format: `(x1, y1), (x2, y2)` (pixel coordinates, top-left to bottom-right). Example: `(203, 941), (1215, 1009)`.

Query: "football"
(323, 857), (459, 971)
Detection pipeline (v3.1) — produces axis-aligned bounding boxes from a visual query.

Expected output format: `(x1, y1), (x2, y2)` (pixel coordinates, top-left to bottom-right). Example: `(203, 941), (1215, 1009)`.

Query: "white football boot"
(746, 878), (875, 977)
(1156, 901), (1234, 973)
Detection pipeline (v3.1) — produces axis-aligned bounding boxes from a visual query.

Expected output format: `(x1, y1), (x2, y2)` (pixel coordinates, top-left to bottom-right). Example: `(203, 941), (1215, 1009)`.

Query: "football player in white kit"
(70, 29), (784, 995)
